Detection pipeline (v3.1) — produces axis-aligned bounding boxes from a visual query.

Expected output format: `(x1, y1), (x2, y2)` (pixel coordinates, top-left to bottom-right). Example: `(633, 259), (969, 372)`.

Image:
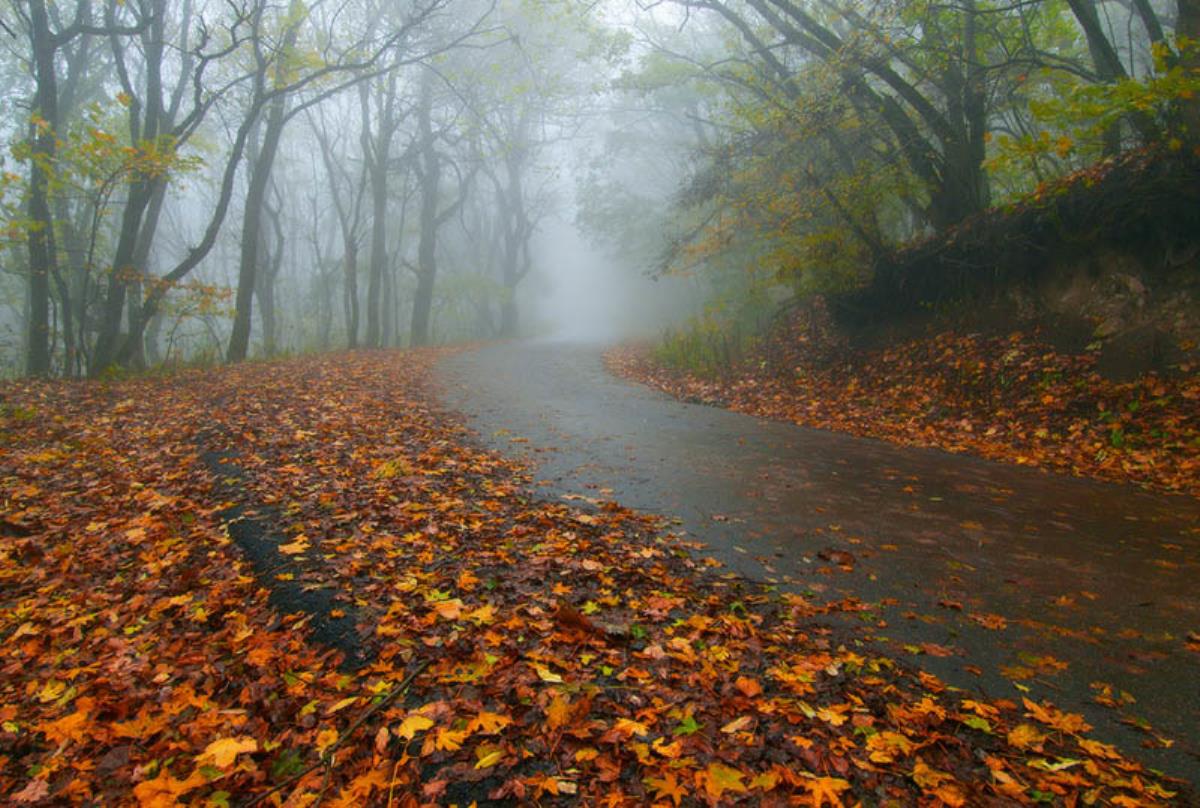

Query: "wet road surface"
(438, 340), (1200, 784)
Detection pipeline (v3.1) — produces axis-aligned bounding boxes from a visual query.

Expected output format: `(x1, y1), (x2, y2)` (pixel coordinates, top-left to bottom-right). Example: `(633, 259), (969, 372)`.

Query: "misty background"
(0, 0), (1192, 376)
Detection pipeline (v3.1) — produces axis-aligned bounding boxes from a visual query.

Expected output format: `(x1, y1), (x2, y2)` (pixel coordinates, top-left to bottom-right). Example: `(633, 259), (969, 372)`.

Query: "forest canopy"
(0, 0), (1196, 376)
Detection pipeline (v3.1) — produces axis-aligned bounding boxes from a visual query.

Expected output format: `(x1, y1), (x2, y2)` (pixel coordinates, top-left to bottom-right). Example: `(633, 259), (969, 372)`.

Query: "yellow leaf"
(464, 604), (495, 625)
(202, 736), (258, 768)
(533, 664), (563, 683)
(395, 714), (434, 741)
(748, 770), (780, 791)
(315, 728), (338, 757)
(652, 736), (683, 758)
(613, 717), (649, 737)
(704, 762), (747, 799)
(867, 730), (915, 763)
(325, 696), (358, 715)
(912, 759), (953, 789)
(474, 744), (504, 769)
(1007, 722), (1046, 749)
(721, 715), (753, 734)
(278, 535), (310, 555)
(816, 706), (848, 726)
(36, 680), (66, 703)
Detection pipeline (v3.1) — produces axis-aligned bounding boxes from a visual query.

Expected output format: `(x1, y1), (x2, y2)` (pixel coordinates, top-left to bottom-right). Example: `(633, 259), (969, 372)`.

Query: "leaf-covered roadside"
(607, 326), (1200, 498)
(0, 351), (1188, 805)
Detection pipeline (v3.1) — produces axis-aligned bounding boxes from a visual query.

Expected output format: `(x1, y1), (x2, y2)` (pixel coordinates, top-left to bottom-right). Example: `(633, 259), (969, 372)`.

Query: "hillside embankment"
(611, 149), (1200, 496)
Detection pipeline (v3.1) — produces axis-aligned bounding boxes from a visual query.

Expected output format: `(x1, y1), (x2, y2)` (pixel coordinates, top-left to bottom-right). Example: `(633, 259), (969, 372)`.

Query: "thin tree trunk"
(1179, 0), (1200, 142)
(344, 240), (360, 348)
(366, 160), (389, 347)
(24, 0), (60, 376)
(410, 72), (439, 347)
(227, 93), (288, 362)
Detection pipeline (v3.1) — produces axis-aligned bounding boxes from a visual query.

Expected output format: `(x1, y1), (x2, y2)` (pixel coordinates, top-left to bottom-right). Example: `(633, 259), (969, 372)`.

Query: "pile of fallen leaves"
(608, 326), (1200, 498)
(0, 350), (1189, 805)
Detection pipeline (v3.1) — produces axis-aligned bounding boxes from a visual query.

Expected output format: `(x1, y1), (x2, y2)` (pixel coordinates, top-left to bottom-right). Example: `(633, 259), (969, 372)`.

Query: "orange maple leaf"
(132, 769), (206, 807)
(1022, 697), (1091, 734)
(545, 692), (572, 730)
(645, 771), (687, 805)
(469, 710), (512, 734)
(801, 775), (851, 807)
(37, 698), (94, 746)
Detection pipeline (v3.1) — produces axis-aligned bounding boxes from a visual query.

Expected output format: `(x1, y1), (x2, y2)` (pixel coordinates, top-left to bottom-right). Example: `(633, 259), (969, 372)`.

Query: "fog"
(0, 0), (1184, 376)
(529, 211), (697, 344)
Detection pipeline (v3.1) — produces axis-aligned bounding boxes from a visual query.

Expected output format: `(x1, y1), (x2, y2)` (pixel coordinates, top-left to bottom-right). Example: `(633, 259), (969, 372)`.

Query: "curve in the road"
(438, 340), (1200, 785)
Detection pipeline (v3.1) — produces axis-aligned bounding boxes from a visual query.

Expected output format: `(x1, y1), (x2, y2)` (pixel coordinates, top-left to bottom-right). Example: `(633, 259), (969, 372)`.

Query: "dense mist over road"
(529, 213), (695, 343)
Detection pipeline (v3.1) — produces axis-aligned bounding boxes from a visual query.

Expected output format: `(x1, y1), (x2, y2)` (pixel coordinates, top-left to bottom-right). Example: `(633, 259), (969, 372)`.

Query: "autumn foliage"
(0, 351), (1189, 804)
(609, 322), (1200, 499)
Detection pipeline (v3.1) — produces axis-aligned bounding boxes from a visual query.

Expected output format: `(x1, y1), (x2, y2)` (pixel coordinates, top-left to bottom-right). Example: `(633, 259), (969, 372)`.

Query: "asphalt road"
(438, 339), (1200, 785)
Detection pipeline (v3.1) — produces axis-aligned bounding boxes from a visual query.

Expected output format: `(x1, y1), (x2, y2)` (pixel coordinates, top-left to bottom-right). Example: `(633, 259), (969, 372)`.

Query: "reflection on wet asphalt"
(439, 340), (1200, 784)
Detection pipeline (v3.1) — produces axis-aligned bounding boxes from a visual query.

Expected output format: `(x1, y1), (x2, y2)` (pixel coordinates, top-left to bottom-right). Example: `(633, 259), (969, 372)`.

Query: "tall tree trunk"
(318, 274), (332, 350)
(227, 95), (288, 362)
(24, 0), (60, 376)
(344, 240), (360, 348)
(1179, 0), (1200, 142)
(123, 177), (170, 369)
(381, 258), (394, 346)
(227, 3), (305, 363)
(255, 194), (284, 356)
(145, 309), (163, 365)
(91, 183), (154, 373)
(365, 161), (389, 347)
(92, 1), (168, 374)
(256, 273), (278, 356)
(410, 72), (439, 347)
(411, 257), (436, 347)
(363, 74), (397, 348)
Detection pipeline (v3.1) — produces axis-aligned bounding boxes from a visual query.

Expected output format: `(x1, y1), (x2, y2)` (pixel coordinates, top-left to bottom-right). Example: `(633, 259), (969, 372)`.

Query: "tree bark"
(344, 239), (360, 348)
(363, 72), (397, 348)
(227, 96), (287, 362)
(1179, 0), (1200, 142)
(410, 71), (439, 347)
(24, 0), (61, 376)
(92, 0), (167, 374)
(255, 188), (284, 355)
